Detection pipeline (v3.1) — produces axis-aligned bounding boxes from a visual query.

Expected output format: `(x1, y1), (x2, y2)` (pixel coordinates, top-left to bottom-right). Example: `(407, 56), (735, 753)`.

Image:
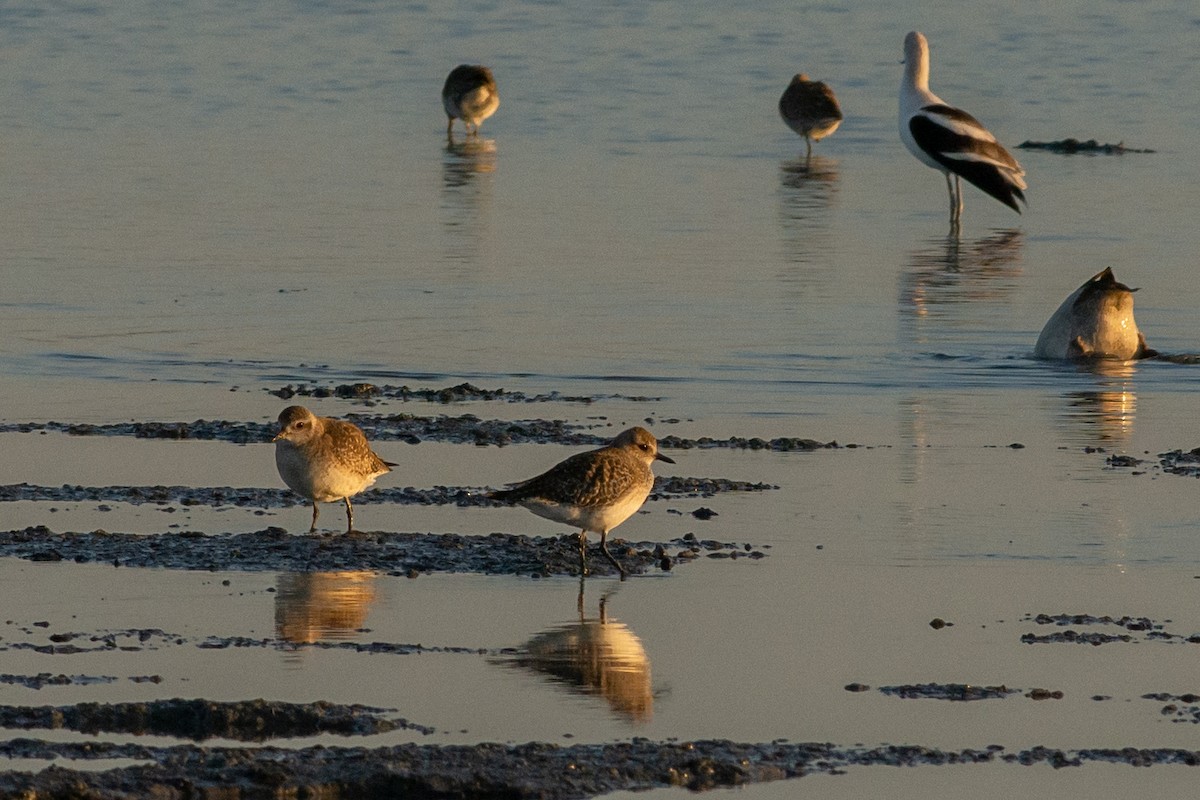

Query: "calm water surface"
(2, 1), (1200, 795)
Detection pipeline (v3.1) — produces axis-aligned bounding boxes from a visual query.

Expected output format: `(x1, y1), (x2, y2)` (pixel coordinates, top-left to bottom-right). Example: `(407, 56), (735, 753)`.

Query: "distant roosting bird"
(779, 73), (843, 158)
(442, 64), (500, 136)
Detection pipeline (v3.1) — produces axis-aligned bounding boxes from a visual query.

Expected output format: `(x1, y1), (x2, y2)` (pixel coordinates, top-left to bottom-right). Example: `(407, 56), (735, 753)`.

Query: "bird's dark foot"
(601, 544), (628, 581)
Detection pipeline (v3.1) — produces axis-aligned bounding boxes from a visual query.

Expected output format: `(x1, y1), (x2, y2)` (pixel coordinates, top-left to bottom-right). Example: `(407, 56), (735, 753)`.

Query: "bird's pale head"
(612, 426), (676, 465)
(273, 405), (322, 444)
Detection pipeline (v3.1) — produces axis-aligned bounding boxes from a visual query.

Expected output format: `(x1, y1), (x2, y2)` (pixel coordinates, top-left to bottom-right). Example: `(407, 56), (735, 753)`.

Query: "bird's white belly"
(275, 444), (377, 502)
(520, 490), (648, 535)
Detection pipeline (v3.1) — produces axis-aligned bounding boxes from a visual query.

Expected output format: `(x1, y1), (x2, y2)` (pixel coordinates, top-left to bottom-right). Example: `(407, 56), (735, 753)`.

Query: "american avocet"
(442, 64), (499, 136)
(899, 31), (1026, 229)
(779, 73), (843, 158)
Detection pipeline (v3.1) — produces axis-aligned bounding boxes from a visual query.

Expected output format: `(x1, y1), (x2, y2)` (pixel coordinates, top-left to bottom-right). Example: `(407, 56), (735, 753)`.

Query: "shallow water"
(3, 0), (1200, 795)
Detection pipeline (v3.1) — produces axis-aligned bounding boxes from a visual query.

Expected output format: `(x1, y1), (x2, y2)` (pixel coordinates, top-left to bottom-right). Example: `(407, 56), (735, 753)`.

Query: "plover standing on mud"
(442, 64), (500, 136)
(899, 31), (1026, 230)
(272, 406), (395, 534)
(489, 427), (675, 578)
(779, 73), (843, 158)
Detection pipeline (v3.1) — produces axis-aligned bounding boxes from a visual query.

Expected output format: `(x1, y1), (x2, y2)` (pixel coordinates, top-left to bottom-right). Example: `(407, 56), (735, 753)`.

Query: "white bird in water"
(1034, 267), (1155, 361)
(899, 31), (1026, 230)
(779, 73), (843, 158)
(442, 64), (499, 137)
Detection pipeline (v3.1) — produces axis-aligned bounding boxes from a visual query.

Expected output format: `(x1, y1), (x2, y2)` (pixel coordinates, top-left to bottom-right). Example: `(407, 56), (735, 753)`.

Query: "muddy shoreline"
(0, 527), (763, 576)
(0, 413), (840, 451)
(2, 737), (1197, 798)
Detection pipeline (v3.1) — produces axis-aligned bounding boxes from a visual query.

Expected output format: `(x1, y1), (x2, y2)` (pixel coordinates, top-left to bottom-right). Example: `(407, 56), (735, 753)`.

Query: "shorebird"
(779, 73), (843, 158)
(489, 427), (675, 578)
(272, 406), (395, 533)
(899, 31), (1026, 230)
(442, 64), (499, 136)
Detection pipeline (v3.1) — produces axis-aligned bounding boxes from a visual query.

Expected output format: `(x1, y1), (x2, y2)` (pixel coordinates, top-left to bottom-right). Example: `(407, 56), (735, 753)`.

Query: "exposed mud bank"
(0, 527), (764, 576)
(2, 738), (1198, 799)
(0, 476), (777, 511)
(1017, 138), (1155, 154)
(0, 699), (423, 742)
(0, 415), (840, 451)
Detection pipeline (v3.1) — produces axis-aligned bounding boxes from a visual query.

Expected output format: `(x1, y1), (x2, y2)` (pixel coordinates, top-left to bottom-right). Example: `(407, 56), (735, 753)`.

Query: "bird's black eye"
(295, 421), (306, 429)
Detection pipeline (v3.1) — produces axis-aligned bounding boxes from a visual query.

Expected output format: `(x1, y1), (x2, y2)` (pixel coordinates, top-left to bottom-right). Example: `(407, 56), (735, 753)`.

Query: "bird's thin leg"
(344, 497), (355, 534)
(577, 575), (585, 616)
(309, 501), (319, 533)
(446, 117), (454, 136)
(946, 173), (963, 235)
(805, 137), (813, 160)
(954, 174), (964, 222)
(599, 532), (628, 580)
(578, 531), (589, 577)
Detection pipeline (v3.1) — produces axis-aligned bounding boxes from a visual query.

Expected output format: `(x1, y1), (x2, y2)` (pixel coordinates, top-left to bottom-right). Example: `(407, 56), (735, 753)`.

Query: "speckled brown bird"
(779, 73), (843, 157)
(272, 406), (395, 533)
(489, 427), (675, 578)
(442, 64), (500, 136)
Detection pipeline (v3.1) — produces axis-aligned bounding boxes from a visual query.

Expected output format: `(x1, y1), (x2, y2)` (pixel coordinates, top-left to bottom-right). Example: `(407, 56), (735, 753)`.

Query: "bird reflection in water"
(777, 156), (840, 296)
(901, 228), (1025, 317)
(1056, 359), (1138, 444)
(495, 582), (653, 723)
(443, 137), (497, 187)
(779, 156), (839, 229)
(274, 571), (377, 648)
(441, 138), (497, 266)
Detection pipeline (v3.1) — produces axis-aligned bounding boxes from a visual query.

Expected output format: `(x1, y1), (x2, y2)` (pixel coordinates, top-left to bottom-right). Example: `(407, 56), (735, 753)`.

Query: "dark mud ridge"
(266, 381), (659, 404)
(0, 527), (764, 576)
(0, 628), (499, 659)
(879, 683), (1023, 701)
(0, 476), (777, 511)
(0, 415), (841, 450)
(0, 699), (425, 742)
(1102, 448), (1200, 479)
(1017, 138), (1155, 154)
(3, 738), (1200, 798)
(1020, 613), (1200, 646)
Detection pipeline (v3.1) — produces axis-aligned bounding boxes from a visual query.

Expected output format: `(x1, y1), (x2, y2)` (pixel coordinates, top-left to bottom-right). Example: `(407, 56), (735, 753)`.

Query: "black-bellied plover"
(779, 73), (843, 158)
(900, 31), (1026, 231)
(489, 427), (675, 578)
(272, 405), (395, 533)
(442, 64), (499, 136)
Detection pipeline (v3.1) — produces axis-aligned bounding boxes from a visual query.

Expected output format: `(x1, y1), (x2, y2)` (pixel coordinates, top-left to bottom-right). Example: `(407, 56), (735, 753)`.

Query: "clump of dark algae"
(1017, 138), (1155, 154)
(1, 738), (1199, 798)
(0, 526), (764, 577)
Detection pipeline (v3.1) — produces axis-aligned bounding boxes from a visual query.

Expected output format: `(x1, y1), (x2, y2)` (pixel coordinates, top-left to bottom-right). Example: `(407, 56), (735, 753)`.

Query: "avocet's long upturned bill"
(899, 31), (1026, 228)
